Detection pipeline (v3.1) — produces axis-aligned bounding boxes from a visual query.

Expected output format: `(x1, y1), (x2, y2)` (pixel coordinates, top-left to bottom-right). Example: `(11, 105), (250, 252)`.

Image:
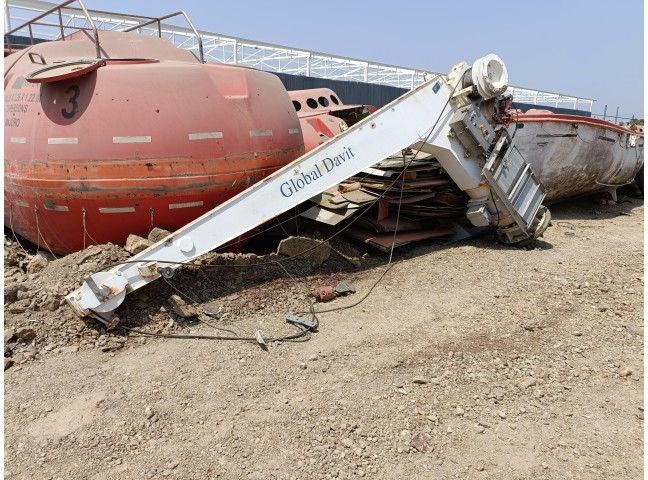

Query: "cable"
(92, 75), (461, 344)
(298, 264), (394, 318)
(387, 155), (408, 264)
(124, 248), (319, 344)
(487, 183), (502, 242)
(8, 204), (30, 255)
(294, 79), (461, 320)
(93, 77), (460, 277)
(146, 207), (155, 238)
(509, 100), (520, 143)
(34, 207), (56, 259)
(162, 275), (200, 304)
(82, 208), (100, 249)
(117, 323), (314, 344)
(146, 148), (413, 342)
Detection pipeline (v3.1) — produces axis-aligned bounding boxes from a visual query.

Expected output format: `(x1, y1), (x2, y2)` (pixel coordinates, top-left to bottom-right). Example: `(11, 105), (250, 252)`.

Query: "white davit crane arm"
(65, 54), (550, 323)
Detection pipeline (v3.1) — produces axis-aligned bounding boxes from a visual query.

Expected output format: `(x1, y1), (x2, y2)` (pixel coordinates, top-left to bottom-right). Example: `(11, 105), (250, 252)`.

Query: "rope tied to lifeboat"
(34, 206), (56, 258)
(82, 208), (100, 249)
(147, 207), (155, 238)
(8, 204), (29, 255)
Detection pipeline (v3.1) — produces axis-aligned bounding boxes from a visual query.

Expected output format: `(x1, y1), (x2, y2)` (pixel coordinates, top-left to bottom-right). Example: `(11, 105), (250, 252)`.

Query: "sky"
(8, 0), (646, 121)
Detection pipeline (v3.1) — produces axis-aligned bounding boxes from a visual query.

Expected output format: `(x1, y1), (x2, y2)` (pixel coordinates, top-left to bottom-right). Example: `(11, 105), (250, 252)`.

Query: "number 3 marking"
(61, 85), (80, 119)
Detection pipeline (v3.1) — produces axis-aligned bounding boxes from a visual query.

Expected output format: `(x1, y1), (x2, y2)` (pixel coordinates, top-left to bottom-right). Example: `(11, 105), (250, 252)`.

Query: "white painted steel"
(66, 61), (507, 318)
(76, 271), (127, 313)
(471, 54), (508, 100)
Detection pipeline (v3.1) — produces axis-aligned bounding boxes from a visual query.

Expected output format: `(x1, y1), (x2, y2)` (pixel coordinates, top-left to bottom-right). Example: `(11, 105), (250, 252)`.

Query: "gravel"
(4, 195), (644, 479)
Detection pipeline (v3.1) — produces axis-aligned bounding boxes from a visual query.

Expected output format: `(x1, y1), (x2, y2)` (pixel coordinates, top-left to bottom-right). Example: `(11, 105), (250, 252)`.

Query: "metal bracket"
(84, 275), (110, 302)
(158, 266), (174, 279)
(482, 132), (546, 232)
(89, 311), (120, 330)
(449, 104), (496, 156)
(28, 52), (46, 65)
(286, 315), (317, 331)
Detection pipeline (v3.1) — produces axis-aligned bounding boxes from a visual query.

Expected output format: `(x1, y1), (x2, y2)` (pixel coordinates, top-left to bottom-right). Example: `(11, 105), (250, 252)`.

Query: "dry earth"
(3, 194), (644, 479)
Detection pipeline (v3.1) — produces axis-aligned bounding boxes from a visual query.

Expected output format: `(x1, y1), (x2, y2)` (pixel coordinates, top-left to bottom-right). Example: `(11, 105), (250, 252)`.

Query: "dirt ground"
(3, 194), (644, 480)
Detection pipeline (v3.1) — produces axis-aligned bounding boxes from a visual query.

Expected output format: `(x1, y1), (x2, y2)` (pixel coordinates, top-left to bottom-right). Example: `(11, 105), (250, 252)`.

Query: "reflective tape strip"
(112, 136), (151, 143)
(15, 200), (29, 207)
(249, 130), (273, 137)
(10, 137), (26, 143)
(169, 201), (204, 209)
(188, 131), (223, 140)
(99, 207), (135, 213)
(288, 128), (300, 135)
(44, 204), (69, 212)
(48, 137), (78, 144)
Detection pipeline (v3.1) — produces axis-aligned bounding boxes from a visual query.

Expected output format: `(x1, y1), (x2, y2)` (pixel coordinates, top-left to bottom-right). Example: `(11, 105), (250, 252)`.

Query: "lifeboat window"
(318, 96), (329, 107)
(306, 98), (318, 109)
(292, 100), (301, 111)
(330, 95), (340, 105)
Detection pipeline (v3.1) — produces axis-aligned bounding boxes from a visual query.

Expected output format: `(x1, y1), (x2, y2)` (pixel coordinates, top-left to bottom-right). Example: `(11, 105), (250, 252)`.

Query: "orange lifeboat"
(288, 88), (376, 151)
(4, 30), (305, 254)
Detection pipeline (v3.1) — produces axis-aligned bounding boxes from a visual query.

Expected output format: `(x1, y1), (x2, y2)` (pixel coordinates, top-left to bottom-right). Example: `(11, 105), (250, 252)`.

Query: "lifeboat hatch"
(26, 59), (104, 84)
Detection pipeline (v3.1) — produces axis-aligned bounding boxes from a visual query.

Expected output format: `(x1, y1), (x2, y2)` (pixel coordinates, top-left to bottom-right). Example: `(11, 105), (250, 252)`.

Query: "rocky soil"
(3, 194), (644, 479)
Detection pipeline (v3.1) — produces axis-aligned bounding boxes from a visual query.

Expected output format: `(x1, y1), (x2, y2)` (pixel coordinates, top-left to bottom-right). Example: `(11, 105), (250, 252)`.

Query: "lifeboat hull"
(510, 111), (644, 201)
(4, 31), (305, 254)
(288, 88), (376, 151)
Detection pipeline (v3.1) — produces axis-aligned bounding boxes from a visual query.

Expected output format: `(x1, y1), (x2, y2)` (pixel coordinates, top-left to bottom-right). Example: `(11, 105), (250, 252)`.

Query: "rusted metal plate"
(345, 227), (454, 252)
(319, 198), (357, 210)
(399, 206), (466, 217)
(357, 177), (453, 191)
(356, 216), (420, 232)
(300, 205), (358, 226)
(377, 200), (390, 221)
(383, 192), (437, 204)
(341, 189), (378, 204)
(361, 167), (417, 179)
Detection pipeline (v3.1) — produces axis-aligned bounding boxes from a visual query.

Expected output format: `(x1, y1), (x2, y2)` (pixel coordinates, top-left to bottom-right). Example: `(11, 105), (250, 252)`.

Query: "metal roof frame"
(5, 0), (594, 111)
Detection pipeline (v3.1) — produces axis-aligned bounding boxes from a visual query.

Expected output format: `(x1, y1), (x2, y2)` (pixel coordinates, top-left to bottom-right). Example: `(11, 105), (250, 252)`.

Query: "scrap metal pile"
(301, 151), (480, 251)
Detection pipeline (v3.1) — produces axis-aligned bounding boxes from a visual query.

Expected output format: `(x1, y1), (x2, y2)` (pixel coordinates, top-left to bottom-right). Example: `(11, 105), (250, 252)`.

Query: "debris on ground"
(3, 197), (644, 479)
(277, 236), (331, 265)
